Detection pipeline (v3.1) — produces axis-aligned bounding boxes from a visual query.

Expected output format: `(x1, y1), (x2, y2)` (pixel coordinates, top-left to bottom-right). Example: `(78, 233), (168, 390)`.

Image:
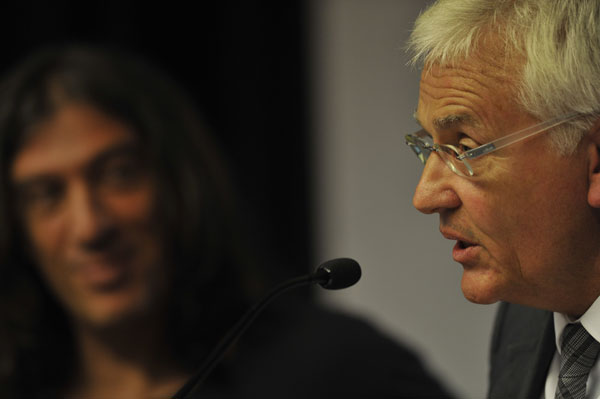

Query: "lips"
(78, 261), (127, 289)
(440, 228), (476, 245)
(457, 240), (475, 249)
(452, 240), (481, 263)
(440, 227), (480, 264)
(72, 248), (134, 290)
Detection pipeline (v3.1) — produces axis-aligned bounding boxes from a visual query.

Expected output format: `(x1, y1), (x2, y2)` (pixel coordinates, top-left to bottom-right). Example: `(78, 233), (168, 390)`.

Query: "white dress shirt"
(544, 296), (600, 398)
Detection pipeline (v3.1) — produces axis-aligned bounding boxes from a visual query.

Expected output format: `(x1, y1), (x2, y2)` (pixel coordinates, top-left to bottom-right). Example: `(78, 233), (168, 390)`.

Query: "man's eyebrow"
(12, 141), (143, 188)
(412, 111), (479, 130)
(433, 114), (479, 130)
(87, 141), (143, 170)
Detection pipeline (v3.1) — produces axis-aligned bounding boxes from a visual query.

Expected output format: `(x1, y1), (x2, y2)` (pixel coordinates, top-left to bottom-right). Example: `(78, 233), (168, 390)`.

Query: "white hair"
(407, 0), (600, 154)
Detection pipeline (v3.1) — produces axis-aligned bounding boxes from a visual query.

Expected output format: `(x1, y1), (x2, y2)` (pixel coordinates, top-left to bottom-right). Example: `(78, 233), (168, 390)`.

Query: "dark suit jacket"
(488, 302), (556, 399)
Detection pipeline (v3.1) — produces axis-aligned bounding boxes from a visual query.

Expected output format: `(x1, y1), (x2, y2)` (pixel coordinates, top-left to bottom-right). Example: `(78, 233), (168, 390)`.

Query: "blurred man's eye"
(98, 157), (145, 189)
(18, 180), (64, 215)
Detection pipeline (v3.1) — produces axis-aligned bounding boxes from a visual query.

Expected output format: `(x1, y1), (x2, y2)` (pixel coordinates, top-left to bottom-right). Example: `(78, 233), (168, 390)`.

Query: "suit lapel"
(489, 303), (555, 398)
(507, 312), (555, 398)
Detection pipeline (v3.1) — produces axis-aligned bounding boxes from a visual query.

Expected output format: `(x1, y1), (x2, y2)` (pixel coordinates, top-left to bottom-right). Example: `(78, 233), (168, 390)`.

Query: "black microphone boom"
(172, 258), (361, 399)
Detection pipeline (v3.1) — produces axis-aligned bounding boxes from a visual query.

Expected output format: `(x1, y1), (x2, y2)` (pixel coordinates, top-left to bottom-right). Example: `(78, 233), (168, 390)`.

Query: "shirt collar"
(554, 295), (600, 355)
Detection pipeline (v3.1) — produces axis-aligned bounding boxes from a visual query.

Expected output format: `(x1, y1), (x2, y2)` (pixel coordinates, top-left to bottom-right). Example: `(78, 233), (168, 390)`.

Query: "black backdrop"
(1, 1), (312, 283)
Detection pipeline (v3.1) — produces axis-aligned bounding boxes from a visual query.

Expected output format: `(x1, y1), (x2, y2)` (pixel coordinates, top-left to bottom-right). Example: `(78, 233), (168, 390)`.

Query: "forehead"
(416, 43), (526, 139)
(11, 104), (138, 182)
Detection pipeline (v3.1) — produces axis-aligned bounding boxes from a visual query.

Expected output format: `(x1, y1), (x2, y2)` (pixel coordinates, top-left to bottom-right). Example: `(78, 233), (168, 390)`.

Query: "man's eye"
(99, 159), (143, 187)
(458, 143), (473, 152)
(458, 140), (478, 152)
(22, 183), (64, 212)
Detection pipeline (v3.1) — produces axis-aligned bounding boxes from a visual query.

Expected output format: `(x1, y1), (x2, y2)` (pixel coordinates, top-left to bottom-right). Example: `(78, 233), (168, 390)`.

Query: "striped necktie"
(555, 323), (600, 399)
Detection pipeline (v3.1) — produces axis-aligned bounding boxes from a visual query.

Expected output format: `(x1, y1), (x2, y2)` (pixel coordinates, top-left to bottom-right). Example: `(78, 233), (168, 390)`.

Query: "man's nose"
(412, 153), (461, 214)
(68, 184), (113, 247)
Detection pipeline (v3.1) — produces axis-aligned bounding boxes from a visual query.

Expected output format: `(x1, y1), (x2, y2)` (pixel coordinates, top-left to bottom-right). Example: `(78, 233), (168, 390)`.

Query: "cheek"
(24, 214), (69, 278)
(459, 159), (515, 233)
(109, 187), (167, 283)
(457, 173), (540, 271)
(30, 242), (81, 316)
(479, 160), (589, 276)
(109, 186), (165, 268)
(459, 182), (514, 243)
(106, 187), (157, 224)
(27, 217), (63, 253)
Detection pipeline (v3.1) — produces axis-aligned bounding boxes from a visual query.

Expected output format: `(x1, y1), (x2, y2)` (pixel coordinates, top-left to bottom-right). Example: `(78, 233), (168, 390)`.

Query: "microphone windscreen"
(317, 258), (361, 290)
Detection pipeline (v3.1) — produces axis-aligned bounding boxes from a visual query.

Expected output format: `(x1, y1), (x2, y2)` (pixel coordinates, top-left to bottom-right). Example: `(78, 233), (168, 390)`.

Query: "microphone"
(314, 257), (361, 289)
(172, 258), (361, 399)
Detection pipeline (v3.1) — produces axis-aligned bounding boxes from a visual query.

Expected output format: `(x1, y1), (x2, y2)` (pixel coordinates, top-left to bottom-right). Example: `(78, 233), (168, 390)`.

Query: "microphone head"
(315, 258), (361, 290)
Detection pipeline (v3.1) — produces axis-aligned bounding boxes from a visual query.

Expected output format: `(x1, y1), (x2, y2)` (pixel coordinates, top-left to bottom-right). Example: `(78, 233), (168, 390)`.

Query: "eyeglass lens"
(406, 135), (473, 176)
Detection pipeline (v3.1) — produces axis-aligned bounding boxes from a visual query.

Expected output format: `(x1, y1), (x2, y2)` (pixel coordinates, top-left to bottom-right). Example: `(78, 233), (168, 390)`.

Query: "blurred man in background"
(406, 1), (600, 397)
(0, 45), (451, 398)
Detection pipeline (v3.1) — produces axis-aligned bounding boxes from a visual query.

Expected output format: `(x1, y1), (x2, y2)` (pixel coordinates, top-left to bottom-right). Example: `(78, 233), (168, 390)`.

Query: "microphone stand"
(172, 269), (329, 399)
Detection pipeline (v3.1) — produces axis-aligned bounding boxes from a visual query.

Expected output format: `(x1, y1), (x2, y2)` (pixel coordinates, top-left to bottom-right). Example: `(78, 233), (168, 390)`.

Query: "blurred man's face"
(412, 45), (600, 315)
(11, 104), (168, 328)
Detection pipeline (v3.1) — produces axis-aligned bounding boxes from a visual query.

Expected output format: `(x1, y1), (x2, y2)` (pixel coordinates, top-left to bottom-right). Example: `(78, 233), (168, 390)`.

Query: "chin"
(77, 291), (156, 329)
(461, 271), (503, 305)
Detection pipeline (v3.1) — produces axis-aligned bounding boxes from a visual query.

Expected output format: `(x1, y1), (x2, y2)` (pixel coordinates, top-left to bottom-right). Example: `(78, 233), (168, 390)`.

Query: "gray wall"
(310, 1), (498, 397)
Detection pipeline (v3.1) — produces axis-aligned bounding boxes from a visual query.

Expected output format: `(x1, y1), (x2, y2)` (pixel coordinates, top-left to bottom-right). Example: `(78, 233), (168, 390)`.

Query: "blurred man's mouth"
(72, 248), (134, 291)
(79, 261), (127, 290)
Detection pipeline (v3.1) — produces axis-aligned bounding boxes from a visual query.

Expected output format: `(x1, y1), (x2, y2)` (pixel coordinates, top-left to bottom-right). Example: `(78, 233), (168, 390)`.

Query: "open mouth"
(452, 239), (480, 263)
(457, 240), (476, 249)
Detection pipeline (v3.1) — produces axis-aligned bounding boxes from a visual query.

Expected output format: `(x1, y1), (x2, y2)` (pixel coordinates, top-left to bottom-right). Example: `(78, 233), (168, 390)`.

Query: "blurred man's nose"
(68, 183), (113, 248)
(412, 153), (461, 214)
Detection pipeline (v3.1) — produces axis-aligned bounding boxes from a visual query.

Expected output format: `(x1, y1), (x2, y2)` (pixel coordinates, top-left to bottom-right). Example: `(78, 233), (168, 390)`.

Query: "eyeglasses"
(405, 113), (580, 177)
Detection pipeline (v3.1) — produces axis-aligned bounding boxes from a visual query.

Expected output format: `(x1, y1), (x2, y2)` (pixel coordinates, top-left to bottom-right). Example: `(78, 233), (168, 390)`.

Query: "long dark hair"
(0, 45), (261, 397)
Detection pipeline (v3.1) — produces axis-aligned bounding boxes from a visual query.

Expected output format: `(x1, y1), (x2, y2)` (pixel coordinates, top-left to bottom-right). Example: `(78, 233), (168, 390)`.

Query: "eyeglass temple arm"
(458, 113), (579, 160)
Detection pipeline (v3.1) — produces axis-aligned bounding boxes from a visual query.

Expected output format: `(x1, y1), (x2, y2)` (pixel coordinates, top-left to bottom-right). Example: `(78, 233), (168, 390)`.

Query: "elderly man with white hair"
(406, 1), (600, 398)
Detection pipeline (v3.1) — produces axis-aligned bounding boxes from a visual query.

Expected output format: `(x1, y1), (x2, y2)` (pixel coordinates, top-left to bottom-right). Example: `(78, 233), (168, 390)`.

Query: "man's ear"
(587, 117), (600, 208)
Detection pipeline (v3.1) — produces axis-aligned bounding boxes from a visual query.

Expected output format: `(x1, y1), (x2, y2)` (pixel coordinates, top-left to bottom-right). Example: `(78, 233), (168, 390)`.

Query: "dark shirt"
(196, 299), (453, 398)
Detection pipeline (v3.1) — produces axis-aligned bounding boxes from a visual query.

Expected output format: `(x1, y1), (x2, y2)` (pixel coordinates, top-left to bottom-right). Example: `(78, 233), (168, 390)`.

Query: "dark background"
(1, 1), (312, 283)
